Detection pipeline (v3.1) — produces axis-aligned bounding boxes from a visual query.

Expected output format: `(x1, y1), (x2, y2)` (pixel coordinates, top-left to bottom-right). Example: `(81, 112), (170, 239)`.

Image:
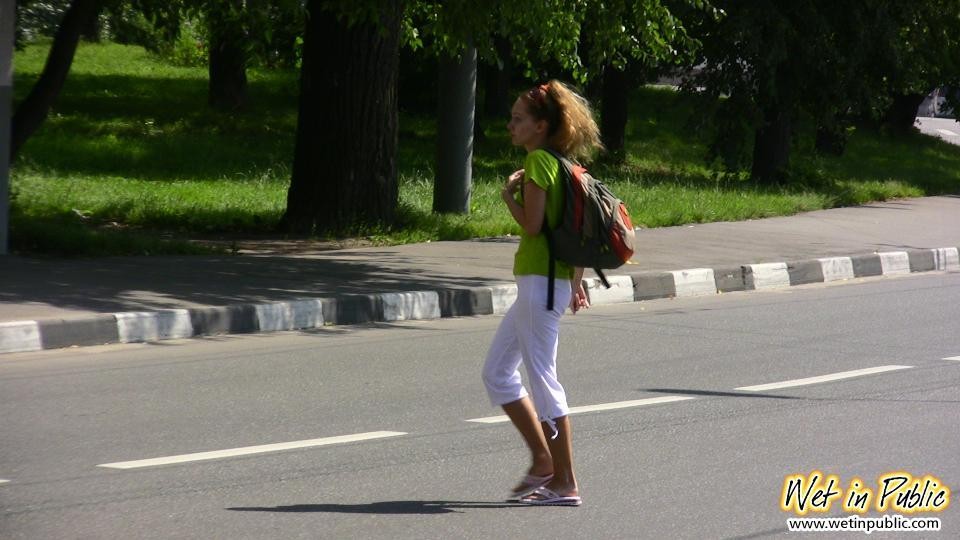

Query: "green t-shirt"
(512, 149), (574, 279)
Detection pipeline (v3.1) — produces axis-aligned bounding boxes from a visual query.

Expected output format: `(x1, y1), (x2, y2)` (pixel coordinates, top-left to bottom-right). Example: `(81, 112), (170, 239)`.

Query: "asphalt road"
(2, 272), (959, 539)
(916, 116), (960, 146)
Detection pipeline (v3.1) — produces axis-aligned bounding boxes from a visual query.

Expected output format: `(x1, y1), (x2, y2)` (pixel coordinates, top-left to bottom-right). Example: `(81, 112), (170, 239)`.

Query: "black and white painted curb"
(2, 248), (957, 355)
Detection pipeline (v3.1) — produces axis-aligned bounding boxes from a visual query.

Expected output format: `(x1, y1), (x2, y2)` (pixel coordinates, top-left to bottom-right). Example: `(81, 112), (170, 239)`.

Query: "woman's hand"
(569, 268), (589, 314)
(502, 169), (524, 201)
(570, 284), (589, 314)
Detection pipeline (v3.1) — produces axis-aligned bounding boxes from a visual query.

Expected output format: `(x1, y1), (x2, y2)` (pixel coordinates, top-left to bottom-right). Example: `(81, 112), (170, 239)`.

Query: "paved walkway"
(2, 196), (959, 353)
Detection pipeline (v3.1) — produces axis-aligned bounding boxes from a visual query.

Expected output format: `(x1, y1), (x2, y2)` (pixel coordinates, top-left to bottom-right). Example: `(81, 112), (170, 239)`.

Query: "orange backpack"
(542, 149), (636, 310)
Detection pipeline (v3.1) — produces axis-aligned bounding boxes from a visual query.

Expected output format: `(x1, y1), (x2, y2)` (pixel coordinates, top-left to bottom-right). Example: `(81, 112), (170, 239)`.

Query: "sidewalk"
(2, 196), (959, 354)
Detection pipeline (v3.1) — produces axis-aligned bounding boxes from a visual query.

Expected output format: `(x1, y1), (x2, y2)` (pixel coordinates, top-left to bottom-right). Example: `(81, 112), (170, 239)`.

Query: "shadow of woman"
(227, 501), (522, 515)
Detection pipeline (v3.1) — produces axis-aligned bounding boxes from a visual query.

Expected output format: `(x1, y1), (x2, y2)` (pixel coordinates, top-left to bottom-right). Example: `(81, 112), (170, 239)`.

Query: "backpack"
(541, 148), (636, 310)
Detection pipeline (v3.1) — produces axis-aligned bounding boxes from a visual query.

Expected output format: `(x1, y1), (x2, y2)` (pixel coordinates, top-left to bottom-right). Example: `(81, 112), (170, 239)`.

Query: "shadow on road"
(227, 500), (522, 515)
(644, 388), (960, 404)
(644, 388), (803, 400)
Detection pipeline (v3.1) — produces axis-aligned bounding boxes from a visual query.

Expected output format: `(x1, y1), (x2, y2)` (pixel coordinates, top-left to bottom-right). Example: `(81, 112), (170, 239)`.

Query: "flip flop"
(519, 486), (582, 506)
(507, 474), (554, 501)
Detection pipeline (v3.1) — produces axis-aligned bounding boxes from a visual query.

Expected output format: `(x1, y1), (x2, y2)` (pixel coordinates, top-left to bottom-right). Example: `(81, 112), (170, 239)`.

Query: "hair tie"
(527, 84), (549, 106)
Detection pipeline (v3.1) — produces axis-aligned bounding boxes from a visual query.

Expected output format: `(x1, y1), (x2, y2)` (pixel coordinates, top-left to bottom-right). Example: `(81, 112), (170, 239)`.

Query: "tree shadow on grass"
(13, 73), (297, 182)
(13, 72), (298, 121)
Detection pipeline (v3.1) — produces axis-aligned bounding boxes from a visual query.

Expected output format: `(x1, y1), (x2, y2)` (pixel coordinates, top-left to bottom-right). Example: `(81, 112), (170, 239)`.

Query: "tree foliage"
(294, 0), (714, 230)
(581, 0), (713, 72)
(12, 0), (960, 235)
(879, 1), (960, 98)
(869, 1), (960, 130)
(400, 0), (713, 82)
(686, 0), (960, 182)
(14, 0), (72, 47)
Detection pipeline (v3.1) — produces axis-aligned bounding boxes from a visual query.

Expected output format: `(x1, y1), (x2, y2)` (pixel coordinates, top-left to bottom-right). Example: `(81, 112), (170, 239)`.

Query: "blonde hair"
(521, 80), (604, 162)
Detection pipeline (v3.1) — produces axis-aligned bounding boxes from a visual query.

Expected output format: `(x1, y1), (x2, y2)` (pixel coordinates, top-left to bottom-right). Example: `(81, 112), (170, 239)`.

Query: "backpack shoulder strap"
(540, 147), (568, 170)
(543, 223), (556, 311)
(538, 147), (565, 311)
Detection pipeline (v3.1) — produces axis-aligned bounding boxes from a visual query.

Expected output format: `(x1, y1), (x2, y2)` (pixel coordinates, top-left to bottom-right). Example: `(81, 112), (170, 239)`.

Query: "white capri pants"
(482, 274), (572, 436)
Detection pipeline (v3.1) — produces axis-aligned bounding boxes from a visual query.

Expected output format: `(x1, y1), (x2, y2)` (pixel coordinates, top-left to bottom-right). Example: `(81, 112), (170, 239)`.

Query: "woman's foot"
(519, 485), (582, 506)
(540, 479), (578, 498)
(508, 472), (554, 500)
(530, 474), (580, 497)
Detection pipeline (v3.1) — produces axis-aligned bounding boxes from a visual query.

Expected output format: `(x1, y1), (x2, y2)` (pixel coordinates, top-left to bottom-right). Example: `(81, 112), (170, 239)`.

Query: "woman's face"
(507, 98), (547, 151)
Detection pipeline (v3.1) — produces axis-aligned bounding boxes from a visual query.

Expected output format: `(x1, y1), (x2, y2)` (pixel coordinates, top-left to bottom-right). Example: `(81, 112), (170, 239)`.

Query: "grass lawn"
(10, 41), (960, 256)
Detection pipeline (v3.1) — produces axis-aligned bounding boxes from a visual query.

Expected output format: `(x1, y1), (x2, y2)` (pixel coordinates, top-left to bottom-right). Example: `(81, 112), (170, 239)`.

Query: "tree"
(284, 0), (714, 230)
(127, 0), (254, 109)
(280, 0), (402, 233)
(114, 0), (305, 109)
(686, 2), (880, 182)
(584, 0), (713, 157)
(418, 0), (712, 213)
(10, 0), (100, 162)
(687, 1), (960, 182)
(409, 1), (590, 216)
(283, 0), (584, 228)
(482, 36), (512, 118)
(200, 0), (307, 108)
(876, 1), (960, 133)
(205, 0), (248, 109)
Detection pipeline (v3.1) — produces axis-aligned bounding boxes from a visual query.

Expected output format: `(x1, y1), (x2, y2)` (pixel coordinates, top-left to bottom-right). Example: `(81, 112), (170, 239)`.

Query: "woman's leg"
(512, 276), (571, 429)
(514, 275), (578, 497)
(482, 298), (553, 482)
(541, 415), (578, 496)
(502, 398), (553, 478)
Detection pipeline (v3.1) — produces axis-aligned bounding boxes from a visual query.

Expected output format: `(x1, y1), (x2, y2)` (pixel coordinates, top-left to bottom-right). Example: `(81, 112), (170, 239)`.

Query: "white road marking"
(943, 356), (960, 361)
(466, 396), (696, 424)
(936, 128), (959, 137)
(0, 479), (9, 485)
(97, 431), (407, 469)
(736, 365), (913, 392)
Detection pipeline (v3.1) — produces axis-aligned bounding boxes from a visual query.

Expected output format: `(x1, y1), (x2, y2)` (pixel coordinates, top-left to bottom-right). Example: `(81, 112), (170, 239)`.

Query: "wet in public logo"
(780, 470), (950, 534)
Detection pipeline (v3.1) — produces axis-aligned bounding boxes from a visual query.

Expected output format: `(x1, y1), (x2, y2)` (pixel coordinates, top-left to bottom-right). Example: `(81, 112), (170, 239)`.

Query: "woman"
(481, 80), (602, 507)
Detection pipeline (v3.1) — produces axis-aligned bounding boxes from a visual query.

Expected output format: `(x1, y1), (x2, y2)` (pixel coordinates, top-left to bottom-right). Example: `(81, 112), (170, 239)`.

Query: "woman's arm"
(502, 169), (547, 236)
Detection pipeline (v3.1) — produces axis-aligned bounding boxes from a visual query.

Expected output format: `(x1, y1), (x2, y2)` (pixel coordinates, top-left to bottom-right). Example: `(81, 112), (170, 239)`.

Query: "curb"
(2, 247), (958, 355)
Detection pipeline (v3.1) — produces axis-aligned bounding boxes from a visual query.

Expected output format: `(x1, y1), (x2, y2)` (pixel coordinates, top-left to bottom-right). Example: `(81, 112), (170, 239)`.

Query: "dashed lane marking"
(89, 362), (945, 470)
(943, 356), (960, 361)
(97, 431), (408, 469)
(736, 365), (914, 392)
(936, 128), (959, 137)
(465, 396), (696, 424)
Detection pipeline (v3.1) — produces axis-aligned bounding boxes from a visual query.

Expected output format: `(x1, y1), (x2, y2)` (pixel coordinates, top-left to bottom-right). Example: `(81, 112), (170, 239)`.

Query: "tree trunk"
(751, 107), (792, 184)
(815, 122), (848, 156)
(476, 38), (511, 149)
(600, 64), (629, 157)
(483, 36), (511, 118)
(883, 92), (925, 134)
(80, 7), (102, 42)
(207, 0), (248, 110)
(1, 0), (13, 253)
(473, 101), (485, 146)
(10, 0), (99, 162)
(434, 47), (477, 215)
(281, 0), (401, 234)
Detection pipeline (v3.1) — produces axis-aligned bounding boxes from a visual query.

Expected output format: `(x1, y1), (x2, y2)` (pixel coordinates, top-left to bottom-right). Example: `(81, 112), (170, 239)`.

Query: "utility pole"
(0, 0), (13, 255)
